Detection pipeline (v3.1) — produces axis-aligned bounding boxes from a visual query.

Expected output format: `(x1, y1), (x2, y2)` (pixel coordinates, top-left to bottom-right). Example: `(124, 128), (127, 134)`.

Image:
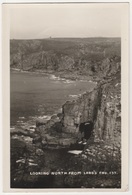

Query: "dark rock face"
(79, 122), (93, 140)
(61, 72), (121, 148)
(93, 75), (121, 147)
(62, 86), (101, 134)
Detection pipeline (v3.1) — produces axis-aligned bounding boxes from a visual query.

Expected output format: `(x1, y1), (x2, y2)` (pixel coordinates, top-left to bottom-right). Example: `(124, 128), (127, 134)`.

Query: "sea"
(10, 70), (96, 129)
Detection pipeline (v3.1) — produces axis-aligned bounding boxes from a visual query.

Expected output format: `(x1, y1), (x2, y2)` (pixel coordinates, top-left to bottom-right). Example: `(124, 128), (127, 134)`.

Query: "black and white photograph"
(2, 2), (129, 192)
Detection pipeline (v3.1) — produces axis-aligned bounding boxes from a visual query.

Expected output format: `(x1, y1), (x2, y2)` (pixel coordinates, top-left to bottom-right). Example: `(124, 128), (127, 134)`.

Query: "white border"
(1, 1), (131, 194)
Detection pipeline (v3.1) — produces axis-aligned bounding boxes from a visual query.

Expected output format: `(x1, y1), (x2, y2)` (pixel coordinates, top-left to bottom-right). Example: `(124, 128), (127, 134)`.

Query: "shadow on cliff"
(79, 121), (93, 140)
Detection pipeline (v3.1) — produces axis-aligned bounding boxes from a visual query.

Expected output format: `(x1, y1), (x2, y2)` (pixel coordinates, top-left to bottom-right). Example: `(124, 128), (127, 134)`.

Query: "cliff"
(10, 38), (121, 79)
(62, 72), (121, 146)
(56, 71), (121, 188)
(62, 85), (101, 134)
(35, 70), (121, 150)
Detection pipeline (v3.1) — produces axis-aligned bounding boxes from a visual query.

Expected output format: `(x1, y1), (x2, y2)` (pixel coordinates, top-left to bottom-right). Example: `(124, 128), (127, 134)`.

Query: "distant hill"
(10, 37), (121, 79)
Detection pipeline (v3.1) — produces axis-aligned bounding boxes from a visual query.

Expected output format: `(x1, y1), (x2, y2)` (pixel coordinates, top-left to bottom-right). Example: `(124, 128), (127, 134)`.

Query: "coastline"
(10, 69), (97, 134)
(10, 71), (121, 188)
(10, 68), (98, 84)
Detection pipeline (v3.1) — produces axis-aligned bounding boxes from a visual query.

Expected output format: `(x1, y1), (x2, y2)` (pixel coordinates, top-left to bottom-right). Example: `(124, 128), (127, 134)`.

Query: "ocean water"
(10, 71), (96, 128)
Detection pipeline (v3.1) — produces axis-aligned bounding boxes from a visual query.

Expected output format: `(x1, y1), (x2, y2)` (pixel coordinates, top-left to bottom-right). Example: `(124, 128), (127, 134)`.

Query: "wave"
(50, 75), (61, 80)
(10, 127), (15, 130)
(50, 74), (75, 84)
(69, 94), (81, 98)
(63, 80), (74, 84)
(19, 116), (25, 119)
(11, 68), (21, 71)
(38, 115), (51, 120)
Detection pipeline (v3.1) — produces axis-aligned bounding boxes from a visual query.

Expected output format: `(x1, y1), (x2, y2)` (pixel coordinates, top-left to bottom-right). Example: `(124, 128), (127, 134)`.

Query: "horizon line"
(10, 36), (121, 40)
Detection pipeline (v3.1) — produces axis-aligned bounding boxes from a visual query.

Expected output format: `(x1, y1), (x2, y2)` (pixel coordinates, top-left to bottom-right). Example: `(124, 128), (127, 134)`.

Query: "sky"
(10, 3), (123, 39)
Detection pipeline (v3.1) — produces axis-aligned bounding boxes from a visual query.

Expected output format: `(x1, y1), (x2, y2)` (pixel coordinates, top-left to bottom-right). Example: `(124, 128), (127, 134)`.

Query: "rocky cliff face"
(35, 70), (121, 151)
(94, 75), (121, 147)
(62, 71), (121, 145)
(62, 85), (101, 134)
(59, 72), (121, 188)
(10, 38), (121, 78)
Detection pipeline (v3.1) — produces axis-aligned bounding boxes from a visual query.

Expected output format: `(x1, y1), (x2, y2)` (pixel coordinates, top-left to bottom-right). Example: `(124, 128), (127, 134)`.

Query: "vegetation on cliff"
(10, 38), (120, 78)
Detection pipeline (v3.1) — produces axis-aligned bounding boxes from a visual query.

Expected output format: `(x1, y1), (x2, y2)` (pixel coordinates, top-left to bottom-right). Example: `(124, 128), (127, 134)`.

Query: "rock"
(29, 126), (36, 131)
(68, 150), (82, 155)
(16, 159), (25, 164)
(28, 162), (38, 166)
(11, 128), (35, 138)
(82, 154), (87, 159)
(36, 149), (44, 156)
(23, 136), (33, 143)
(33, 135), (42, 144)
(42, 140), (47, 146)
(59, 137), (76, 146)
(82, 142), (87, 145)
(28, 159), (34, 162)
(51, 114), (59, 121)
(36, 118), (47, 127)
(57, 113), (63, 120)
(62, 85), (100, 134)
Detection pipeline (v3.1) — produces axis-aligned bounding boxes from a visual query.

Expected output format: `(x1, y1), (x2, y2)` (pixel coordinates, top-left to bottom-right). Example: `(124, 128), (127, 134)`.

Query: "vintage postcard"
(2, 2), (129, 192)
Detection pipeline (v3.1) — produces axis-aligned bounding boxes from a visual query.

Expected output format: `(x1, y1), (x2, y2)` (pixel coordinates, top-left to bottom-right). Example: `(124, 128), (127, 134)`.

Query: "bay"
(10, 71), (95, 127)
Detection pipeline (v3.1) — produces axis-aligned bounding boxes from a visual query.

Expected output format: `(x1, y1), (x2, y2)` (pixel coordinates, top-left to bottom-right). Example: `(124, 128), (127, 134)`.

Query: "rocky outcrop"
(33, 84), (101, 146)
(35, 114), (77, 147)
(62, 85), (101, 134)
(61, 72), (121, 146)
(34, 71), (121, 151)
(54, 72), (121, 188)
(93, 76), (121, 147)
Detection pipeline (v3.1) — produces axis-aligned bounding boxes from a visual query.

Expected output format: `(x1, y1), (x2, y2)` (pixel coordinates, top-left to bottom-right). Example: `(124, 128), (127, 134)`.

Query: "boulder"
(36, 118), (47, 127)
(36, 149), (44, 156)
